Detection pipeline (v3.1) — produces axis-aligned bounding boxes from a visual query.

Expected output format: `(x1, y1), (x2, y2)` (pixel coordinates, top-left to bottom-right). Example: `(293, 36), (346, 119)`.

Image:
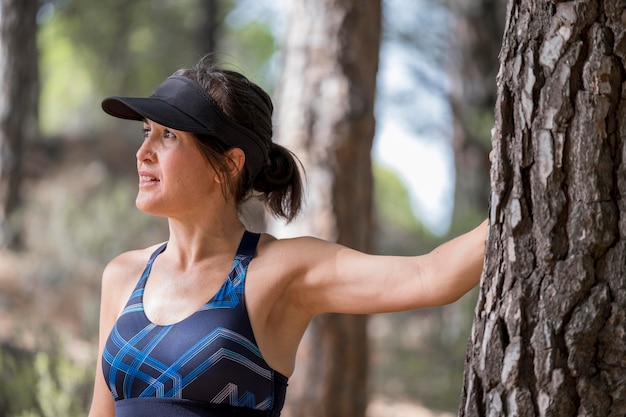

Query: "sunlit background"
(231, 0), (456, 234)
(0, 0), (499, 416)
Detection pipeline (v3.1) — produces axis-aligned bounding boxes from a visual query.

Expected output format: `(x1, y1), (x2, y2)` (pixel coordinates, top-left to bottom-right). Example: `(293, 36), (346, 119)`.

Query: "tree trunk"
(195, 0), (220, 55)
(270, 1), (381, 416)
(0, 0), (39, 249)
(460, 1), (626, 416)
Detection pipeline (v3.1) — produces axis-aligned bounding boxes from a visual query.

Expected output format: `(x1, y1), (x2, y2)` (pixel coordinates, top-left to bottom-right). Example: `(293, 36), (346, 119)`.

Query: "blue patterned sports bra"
(102, 231), (288, 417)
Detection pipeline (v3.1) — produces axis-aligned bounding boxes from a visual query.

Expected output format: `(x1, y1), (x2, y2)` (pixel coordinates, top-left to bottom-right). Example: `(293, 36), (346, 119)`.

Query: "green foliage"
(39, 0), (199, 134)
(0, 341), (93, 417)
(372, 163), (440, 255)
(41, 0), (214, 91)
(374, 164), (424, 231)
(38, 19), (94, 135)
(220, 20), (278, 92)
(38, 0), (279, 136)
(459, 105), (494, 151)
(0, 345), (38, 416)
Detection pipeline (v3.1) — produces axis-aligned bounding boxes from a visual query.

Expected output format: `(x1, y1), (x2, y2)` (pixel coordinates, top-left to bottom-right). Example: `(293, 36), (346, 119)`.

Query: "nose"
(136, 139), (155, 162)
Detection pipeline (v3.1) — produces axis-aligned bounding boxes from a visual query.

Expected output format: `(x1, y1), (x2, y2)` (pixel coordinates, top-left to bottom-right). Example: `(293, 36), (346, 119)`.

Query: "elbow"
(439, 281), (479, 306)
(424, 278), (479, 307)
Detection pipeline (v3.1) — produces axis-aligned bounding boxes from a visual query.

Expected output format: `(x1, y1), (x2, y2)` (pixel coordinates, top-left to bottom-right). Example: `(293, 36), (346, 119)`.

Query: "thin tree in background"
(386, 0), (505, 409)
(461, 1), (626, 415)
(195, 0), (220, 55)
(0, 0), (39, 249)
(445, 0), (505, 230)
(270, 1), (381, 416)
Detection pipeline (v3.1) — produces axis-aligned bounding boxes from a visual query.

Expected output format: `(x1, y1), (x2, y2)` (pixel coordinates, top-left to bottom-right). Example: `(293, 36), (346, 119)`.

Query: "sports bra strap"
(147, 243), (168, 267)
(236, 231), (261, 258)
(140, 242), (167, 272)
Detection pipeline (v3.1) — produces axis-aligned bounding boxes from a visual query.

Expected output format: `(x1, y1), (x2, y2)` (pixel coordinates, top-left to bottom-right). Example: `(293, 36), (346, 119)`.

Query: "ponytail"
(253, 143), (304, 222)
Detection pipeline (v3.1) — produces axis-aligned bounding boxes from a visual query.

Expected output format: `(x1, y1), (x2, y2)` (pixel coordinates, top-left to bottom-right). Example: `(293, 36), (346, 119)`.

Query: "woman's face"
(135, 119), (221, 218)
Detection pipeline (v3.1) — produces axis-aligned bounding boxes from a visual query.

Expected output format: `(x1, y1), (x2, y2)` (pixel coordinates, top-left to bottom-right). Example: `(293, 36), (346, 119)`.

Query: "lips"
(138, 171), (160, 185)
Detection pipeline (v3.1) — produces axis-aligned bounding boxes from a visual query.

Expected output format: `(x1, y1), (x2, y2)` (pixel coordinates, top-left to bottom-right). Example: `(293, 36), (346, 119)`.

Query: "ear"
(218, 147), (246, 182)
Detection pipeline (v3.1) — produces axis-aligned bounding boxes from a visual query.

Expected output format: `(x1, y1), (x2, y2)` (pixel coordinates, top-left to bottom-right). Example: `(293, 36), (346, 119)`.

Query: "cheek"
(178, 158), (218, 188)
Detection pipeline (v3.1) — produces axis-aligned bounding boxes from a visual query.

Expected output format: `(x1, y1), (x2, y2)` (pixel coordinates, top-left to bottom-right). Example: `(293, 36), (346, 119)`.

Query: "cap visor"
(101, 96), (211, 134)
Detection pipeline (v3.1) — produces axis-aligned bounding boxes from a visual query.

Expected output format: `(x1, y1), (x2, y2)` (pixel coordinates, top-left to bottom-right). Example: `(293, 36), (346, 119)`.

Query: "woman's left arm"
(290, 219), (488, 316)
(413, 218), (488, 307)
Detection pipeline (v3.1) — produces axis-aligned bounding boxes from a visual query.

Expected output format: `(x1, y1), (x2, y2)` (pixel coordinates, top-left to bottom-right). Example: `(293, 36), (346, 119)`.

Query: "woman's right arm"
(87, 252), (143, 417)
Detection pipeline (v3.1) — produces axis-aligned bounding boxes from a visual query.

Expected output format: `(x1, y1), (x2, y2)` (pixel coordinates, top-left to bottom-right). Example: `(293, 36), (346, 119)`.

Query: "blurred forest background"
(0, 0), (502, 416)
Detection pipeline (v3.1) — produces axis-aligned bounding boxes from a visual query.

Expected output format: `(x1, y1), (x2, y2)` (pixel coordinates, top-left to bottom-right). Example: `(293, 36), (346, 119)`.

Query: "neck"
(164, 211), (246, 267)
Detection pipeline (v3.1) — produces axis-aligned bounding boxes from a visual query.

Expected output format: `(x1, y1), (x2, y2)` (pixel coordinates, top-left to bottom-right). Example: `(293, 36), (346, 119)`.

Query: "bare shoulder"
(102, 243), (164, 285)
(250, 233), (370, 317)
(256, 233), (336, 257)
(254, 233), (350, 273)
(100, 243), (166, 312)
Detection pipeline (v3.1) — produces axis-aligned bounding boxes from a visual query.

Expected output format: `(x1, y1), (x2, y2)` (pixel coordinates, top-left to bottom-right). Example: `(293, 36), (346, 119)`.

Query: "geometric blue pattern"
(101, 232), (288, 416)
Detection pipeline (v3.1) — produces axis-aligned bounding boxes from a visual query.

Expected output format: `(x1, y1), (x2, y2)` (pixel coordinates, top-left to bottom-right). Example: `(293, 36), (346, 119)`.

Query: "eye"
(142, 125), (151, 138)
(164, 129), (177, 139)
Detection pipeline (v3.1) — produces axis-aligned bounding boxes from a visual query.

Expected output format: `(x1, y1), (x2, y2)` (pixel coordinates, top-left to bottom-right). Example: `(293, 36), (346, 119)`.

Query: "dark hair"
(172, 59), (303, 222)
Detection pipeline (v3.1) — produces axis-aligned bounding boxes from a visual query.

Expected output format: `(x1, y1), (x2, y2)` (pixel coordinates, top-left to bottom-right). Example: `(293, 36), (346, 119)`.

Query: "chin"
(135, 197), (161, 216)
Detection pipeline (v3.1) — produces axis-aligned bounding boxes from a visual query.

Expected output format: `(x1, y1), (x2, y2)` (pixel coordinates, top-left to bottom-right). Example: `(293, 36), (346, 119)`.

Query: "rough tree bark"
(0, 0), (39, 249)
(270, 1), (381, 416)
(460, 1), (626, 416)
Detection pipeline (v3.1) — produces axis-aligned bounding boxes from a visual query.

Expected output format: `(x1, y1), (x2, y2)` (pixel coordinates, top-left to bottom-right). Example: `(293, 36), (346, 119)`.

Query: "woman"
(88, 58), (488, 417)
